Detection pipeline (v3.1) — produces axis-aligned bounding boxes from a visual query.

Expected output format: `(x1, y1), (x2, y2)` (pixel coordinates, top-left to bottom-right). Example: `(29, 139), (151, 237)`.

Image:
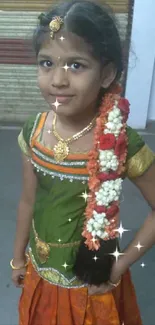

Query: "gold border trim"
(126, 145), (155, 178)
(29, 248), (86, 288)
(18, 130), (30, 157)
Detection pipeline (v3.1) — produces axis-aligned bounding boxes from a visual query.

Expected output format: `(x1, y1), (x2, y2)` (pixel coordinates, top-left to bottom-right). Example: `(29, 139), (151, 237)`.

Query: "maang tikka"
(49, 16), (64, 39)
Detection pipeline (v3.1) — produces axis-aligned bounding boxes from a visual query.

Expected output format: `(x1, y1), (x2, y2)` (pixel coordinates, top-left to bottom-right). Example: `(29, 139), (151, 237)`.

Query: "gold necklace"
(52, 113), (97, 162)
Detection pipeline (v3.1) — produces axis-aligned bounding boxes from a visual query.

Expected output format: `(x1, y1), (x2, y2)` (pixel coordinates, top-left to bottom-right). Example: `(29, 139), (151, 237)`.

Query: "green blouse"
(18, 112), (155, 288)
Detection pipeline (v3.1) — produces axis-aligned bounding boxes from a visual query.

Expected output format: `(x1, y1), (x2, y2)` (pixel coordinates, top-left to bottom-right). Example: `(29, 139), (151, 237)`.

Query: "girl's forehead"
(38, 30), (94, 60)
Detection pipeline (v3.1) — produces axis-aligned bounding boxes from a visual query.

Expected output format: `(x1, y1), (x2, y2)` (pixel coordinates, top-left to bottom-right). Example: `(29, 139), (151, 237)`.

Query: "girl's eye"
(39, 60), (53, 68)
(69, 62), (84, 71)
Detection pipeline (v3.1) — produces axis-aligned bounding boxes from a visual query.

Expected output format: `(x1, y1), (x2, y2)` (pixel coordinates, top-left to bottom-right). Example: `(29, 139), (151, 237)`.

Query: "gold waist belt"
(32, 219), (81, 264)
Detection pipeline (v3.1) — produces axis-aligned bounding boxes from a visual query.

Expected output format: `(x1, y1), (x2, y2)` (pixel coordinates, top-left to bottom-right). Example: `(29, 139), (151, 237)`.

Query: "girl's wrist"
(13, 253), (28, 264)
(108, 278), (121, 288)
(110, 258), (127, 283)
(11, 254), (29, 270)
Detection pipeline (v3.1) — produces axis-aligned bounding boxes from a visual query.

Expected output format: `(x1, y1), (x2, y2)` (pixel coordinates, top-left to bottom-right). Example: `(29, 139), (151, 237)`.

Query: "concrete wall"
(148, 59), (155, 121)
(125, 0), (155, 128)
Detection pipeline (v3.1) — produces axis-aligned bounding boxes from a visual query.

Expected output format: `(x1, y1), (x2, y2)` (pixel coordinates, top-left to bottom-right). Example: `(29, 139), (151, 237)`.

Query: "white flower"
(99, 150), (119, 172)
(98, 218), (105, 225)
(86, 223), (93, 232)
(104, 129), (110, 135)
(103, 106), (123, 137)
(94, 222), (102, 230)
(96, 179), (123, 206)
(100, 231), (109, 239)
(92, 230), (97, 237)
(88, 218), (95, 225)
(106, 122), (115, 130)
(113, 117), (121, 124)
(93, 211), (106, 221)
(96, 230), (102, 237)
(105, 219), (110, 226)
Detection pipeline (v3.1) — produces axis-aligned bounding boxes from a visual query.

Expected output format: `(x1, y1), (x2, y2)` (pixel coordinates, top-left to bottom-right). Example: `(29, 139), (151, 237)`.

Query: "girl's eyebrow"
(37, 53), (90, 62)
(37, 54), (52, 60)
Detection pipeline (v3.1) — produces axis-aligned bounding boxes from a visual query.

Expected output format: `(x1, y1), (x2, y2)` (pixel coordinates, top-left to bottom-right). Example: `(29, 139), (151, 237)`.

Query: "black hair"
(33, 0), (123, 82)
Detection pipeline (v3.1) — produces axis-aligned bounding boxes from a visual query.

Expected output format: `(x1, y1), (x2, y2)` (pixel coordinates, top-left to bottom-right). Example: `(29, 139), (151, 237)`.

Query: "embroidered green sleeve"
(126, 126), (155, 178)
(18, 115), (36, 156)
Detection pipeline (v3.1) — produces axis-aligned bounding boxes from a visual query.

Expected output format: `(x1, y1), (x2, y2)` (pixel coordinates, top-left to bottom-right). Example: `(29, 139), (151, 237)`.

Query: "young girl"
(11, 1), (155, 324)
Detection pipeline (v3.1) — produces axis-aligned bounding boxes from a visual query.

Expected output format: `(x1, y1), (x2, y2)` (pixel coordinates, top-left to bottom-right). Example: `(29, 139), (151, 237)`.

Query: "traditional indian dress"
(18, 112), (155, 325)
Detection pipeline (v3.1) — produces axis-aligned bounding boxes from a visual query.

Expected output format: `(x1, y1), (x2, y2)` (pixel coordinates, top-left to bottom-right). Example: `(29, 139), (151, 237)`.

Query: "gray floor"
(0, 127), (155, 325)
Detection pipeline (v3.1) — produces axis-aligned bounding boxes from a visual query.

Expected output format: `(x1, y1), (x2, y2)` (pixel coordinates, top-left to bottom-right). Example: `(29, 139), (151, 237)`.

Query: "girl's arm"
(110, 162), (155, 283)
(13, 154), (37, 267)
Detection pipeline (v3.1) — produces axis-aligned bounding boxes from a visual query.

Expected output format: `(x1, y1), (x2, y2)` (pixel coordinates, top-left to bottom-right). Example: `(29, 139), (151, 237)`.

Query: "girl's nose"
(51, 66), (69, 88)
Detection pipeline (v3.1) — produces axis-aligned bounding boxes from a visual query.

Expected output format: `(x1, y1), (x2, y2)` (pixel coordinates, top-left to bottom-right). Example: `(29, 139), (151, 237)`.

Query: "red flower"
(98, 172), (118, 181)
(99, 134), (116, 150)
(95, 205), (107, 213)
(88, 176), (100, 191)
(115, 133), (127, 158)
(87, 160), (99, 175)
(106, 205), (119, 219)
(118, 98), (130, 121)
(109, 83), (122, 95)
(88, 150), (99, 160)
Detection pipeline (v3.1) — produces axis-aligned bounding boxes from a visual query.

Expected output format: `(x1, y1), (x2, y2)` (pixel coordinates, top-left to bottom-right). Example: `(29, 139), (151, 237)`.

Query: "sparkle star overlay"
(62, 63), (70, 72)
(93, 256), (99, 262)
(114, 222), (130, 240)
(91, 237), (97, 243)
(109, 247), (125, 262)
(59, 36), (65, 41)
(62, 262), (69, 269)
(141, 262), (146, 268)
(79, 190), (91, 202)
(134, 242), (144, 251)
(47, 129), (52, 134)
(52, 99), (62, 111)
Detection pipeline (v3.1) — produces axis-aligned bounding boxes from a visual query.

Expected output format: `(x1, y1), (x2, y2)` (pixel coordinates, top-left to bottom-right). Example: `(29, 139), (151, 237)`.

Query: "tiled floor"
(0, 128), (155, 325)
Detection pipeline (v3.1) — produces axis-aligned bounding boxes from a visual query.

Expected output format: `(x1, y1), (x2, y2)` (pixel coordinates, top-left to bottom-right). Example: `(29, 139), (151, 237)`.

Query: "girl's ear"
(101, 62), (117, 89)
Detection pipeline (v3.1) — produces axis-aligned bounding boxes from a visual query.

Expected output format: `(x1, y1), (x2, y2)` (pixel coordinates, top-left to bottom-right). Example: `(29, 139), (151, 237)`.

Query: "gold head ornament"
(49, 16), (64, 39)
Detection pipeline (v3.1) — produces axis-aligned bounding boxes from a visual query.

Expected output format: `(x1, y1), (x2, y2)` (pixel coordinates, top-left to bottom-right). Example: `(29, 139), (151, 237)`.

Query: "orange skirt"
(19, 261), (142, 325)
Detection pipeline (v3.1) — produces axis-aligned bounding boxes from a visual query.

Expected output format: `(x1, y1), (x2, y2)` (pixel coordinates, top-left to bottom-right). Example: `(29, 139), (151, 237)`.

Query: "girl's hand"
(88, 261), (123, 296)
(88, 282), (114, 296)
(11, 258), (27, 288)
(12, 267), (27, 288)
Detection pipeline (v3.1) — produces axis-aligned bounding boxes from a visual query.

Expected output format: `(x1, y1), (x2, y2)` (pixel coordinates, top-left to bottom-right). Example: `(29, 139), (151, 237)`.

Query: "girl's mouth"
(50, 94), (74, 104)
(56, 96), (74, 103)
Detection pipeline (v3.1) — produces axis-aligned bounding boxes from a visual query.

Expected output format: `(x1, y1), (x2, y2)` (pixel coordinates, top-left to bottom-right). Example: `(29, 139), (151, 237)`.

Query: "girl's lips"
(54, 95), (74, 103)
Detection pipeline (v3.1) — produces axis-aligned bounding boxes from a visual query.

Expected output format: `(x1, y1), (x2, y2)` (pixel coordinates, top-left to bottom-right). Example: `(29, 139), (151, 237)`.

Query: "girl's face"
(37, 30), (115, 117)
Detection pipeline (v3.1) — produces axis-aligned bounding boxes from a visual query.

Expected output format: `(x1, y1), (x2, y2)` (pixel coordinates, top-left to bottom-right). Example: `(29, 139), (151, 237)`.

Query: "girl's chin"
(49, 105), (70, 115)
(48, 101), (74, 115)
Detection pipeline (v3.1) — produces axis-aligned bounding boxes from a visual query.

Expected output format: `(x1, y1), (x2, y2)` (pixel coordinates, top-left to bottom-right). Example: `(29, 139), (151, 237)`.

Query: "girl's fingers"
(12, 274), (25, 288)
(88, 284), (113, 296)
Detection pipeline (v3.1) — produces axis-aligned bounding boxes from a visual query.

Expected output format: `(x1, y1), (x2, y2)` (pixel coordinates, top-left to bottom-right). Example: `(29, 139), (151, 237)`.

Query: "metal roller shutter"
(0, 0), (128, 12)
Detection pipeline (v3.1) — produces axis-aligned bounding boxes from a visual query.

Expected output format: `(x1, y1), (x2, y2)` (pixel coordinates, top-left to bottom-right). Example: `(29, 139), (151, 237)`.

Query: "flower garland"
(82, 90), (130, 250)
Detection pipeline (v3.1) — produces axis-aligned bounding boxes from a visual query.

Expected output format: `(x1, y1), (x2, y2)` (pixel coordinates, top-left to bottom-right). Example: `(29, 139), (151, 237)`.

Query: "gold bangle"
(10, 254), (29, 270)
(108, 278), (121, 288)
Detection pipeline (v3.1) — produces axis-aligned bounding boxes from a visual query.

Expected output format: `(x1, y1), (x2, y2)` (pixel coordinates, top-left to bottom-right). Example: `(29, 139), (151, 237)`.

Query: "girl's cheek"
(37, 75), (47, 91)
